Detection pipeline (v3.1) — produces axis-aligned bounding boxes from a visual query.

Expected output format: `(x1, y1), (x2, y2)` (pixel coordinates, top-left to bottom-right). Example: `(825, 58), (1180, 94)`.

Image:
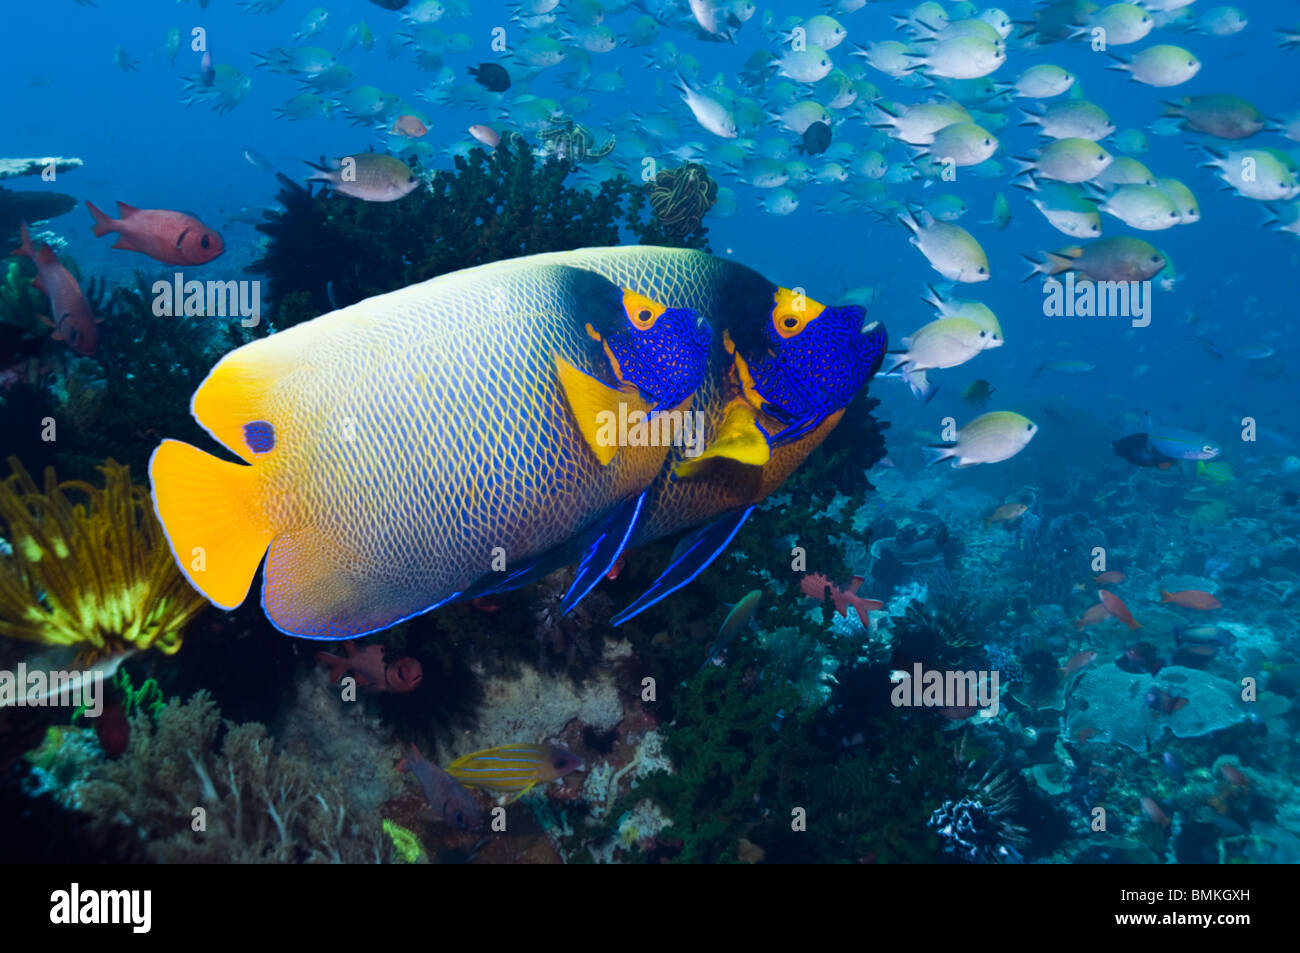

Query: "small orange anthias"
(315, 640), (423, 693)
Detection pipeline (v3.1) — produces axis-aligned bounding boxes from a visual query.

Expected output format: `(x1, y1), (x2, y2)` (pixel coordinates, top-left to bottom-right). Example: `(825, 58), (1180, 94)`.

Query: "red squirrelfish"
(398, 744), (483, 831)
(446, 743), (583, 800)
(1099, 589), (1141, 630)
(1160, 589), (1221, 610)
(800, 573), (885, 623)
(9, 223), (98, 355)
(315, 640), (423, 692)
(86, 200), (224, 265)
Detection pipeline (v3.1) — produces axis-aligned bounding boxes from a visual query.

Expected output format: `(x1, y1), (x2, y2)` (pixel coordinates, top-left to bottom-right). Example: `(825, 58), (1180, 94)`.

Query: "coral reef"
(0, 158), (83, 180)
(0, 457), (207, 660)
(450, 649), (626, 760)
(0, 188), (78, 246)
(78, 690), (392, 863)
(1065, 663), (1254, 752)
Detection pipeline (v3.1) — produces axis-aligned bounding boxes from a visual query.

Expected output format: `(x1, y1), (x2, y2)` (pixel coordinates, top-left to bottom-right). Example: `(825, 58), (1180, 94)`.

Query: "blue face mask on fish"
(587, 289), (713, 411)
(727, 291), (888, 448)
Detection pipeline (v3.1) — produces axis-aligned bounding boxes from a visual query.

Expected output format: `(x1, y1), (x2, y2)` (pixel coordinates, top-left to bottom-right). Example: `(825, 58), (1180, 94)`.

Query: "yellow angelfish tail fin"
(554, 352), (651, 466)
(149, 439), (274, 610)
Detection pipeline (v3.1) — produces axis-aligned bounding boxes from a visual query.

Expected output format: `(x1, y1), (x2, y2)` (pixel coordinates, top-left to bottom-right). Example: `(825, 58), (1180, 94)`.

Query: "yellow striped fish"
(445, 743), (583, 800)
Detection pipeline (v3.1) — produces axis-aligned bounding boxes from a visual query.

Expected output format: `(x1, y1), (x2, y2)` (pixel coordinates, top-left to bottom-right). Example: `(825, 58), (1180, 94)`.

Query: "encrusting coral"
(78, 690), (392, 863)
(0, 456), (207, 660)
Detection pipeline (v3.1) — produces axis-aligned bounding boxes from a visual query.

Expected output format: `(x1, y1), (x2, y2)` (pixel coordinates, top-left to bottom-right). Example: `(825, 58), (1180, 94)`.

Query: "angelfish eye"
(553, 757), (568, 769)
(783, 316), (798, 328)
(639, 309), (652, 323)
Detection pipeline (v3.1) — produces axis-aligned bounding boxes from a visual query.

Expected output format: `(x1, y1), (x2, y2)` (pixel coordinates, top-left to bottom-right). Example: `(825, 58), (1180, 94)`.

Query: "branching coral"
(78, 690), (391, 863)
(0, 456), (207, 660)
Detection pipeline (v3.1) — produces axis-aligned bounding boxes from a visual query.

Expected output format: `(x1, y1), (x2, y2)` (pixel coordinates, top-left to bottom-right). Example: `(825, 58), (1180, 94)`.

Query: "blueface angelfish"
(465, 248), (889, 626)
(149, 257), (711, 639)
(725, 290), (887, 449)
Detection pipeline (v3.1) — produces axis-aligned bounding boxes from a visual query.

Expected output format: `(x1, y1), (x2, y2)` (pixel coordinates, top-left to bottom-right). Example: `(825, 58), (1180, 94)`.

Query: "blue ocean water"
(1, 0), (1298, 869)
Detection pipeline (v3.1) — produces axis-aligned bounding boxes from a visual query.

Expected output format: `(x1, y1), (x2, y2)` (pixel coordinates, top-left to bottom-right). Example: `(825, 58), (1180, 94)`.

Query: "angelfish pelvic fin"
(610, 506), (755, 626)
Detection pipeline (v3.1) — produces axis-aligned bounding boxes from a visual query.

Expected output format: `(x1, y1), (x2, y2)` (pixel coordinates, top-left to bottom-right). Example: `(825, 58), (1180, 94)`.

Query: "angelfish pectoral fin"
(554, 352), (652, 466)
(561, 490), (647, 614)
(674, 398), (771, 478)
(609, 506), (755, 627)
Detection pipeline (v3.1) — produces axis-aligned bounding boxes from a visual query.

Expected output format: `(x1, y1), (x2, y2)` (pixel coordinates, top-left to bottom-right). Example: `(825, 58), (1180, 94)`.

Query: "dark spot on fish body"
(244, 420), (276, 454)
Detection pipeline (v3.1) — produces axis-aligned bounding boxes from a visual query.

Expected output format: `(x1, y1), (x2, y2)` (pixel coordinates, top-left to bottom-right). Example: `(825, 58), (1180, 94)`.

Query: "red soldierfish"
(315, 640), (423, 692)
(1160, 589), (1222, 610)
(9, 223), (98, 355)
(1098, 589), (1141, 630)
(86, 200), (224, 265)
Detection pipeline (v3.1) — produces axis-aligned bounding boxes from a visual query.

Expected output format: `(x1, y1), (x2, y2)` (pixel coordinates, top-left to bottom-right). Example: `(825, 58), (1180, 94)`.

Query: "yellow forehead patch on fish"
(621, 288), (666, 330)
(723, 329), (765, 411)
(771, 286), (826, 339)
